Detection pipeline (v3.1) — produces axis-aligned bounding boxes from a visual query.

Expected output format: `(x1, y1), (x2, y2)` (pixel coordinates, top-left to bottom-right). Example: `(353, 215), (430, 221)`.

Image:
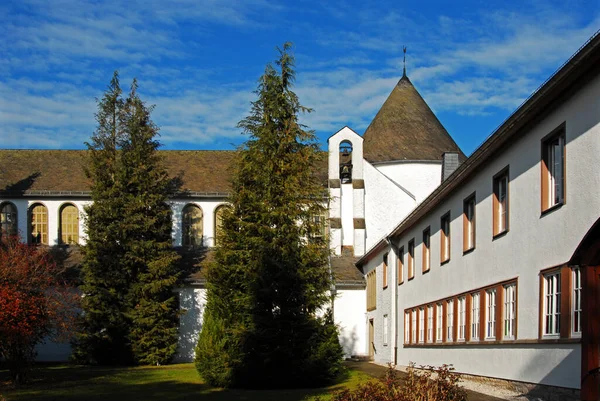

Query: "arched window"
(0, 202), (18, 238)
(60, 204), (79, 245)
(214, 205), (229, 247)
(339, 140), (353, 183)
(182, 204), (203, 247)
(29, 203), (48, 245)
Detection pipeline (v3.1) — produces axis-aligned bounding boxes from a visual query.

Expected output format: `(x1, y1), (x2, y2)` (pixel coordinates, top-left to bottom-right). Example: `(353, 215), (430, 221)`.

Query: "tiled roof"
(362, 75), (465, 163)
(0, 149), (327, 196)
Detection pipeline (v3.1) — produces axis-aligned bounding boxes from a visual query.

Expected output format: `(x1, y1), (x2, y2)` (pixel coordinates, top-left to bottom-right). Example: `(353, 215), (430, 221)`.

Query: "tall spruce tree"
(120, 81), (181, 365)
(195, 43), (343, 388)
(75, 72), (132, 365)
(75, 73), (181, 365)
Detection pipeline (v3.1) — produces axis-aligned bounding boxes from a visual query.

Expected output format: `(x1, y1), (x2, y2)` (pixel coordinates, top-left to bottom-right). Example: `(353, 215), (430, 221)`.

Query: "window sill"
(440, 258), (450, 266)
(541, 202), (564, 217)
(492, 229), (509, 240)
(463, 247), (475, 256)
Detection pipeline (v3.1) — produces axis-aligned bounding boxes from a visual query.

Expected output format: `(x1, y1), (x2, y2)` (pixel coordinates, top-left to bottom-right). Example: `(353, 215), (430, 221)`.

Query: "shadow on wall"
(175, 288), (205, 363)
(339, 326), (359, 357)
(514, 344), (581, 400)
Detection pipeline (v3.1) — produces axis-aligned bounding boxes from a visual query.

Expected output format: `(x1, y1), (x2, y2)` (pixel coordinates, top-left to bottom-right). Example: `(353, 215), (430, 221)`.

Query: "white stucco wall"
(368, 70), (600, 389)
(375, 162), (442, 204)
(334, 288), (367, 357)
(363, 161), (416, 251)
(175, 286), (207, 362)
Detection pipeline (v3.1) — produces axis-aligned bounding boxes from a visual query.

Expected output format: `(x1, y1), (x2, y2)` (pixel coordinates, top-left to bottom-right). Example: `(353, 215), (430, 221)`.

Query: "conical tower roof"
(362, 75), (464, 163)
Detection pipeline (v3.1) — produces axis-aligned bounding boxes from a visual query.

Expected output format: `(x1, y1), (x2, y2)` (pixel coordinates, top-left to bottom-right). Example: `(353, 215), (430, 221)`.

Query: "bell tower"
(327, 127), (365, 256)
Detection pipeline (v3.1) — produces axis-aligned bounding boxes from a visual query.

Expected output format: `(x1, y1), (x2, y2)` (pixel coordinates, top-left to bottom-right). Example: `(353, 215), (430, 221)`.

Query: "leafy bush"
(319, 363), (467, 401)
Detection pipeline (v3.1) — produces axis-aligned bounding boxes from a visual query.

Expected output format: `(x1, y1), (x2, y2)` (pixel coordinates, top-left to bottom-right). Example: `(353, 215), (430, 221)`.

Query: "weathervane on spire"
(402, 46), (407, 77)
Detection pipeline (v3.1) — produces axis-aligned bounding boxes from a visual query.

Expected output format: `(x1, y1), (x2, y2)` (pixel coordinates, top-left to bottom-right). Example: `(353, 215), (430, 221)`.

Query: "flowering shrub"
(320, 363), (467, 401)
(0, 236), (79, 384)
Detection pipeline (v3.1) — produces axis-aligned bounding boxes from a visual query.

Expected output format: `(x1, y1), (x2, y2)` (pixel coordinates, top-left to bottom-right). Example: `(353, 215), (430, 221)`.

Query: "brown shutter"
(442, 302), (447, 343)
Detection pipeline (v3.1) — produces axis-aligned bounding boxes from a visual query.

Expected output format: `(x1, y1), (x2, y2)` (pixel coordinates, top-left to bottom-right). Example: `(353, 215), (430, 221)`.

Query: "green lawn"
(0, 363), (371, 401)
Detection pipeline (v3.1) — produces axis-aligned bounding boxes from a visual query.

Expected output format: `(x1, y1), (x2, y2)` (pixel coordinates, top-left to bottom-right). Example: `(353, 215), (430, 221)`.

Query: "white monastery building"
(1, 32), (600, 400)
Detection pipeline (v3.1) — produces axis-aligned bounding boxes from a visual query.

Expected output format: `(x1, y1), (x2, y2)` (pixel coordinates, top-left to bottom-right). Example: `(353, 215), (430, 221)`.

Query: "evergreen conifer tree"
(74, 72), (133, 365)
(120, 81), (181, 365)
(195, 43), (343, 388)
(75, 73), (181, 365)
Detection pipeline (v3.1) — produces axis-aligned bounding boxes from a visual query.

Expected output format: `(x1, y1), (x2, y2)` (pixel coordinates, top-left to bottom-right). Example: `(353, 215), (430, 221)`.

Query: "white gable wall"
(363, 161), (416, 251)
(374, 162), (442, 203)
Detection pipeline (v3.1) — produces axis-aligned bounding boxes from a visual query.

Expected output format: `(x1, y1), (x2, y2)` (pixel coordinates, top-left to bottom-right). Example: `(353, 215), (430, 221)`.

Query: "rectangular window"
(383, 253), (388, 289)
(463, 194), (476, 252)
(458, 296), (466, 341)
(422, 227), (431, 273)
(572, 267), (582, 337)
(404, 311), (410, 344)
(411, 309), (417, 344)
(446, 299), (454, 342)
(366, 270), (376, 311)
(398, 247), (404, 285)
(542, 128), (565, 211)
(493, 168), (509, 236)
(383, 314), (388, 345)
(471, 292), (480, 341)
(427, 305), (433, 343)
(436, 303), (443, 342)
(441, 213), (451, 263)
(419, 307), (425, 343)
(543, 271), (561, 337)
(408, 239), (415, 280)
(504, 284), (517, 339)
(486, 289), (496, 339)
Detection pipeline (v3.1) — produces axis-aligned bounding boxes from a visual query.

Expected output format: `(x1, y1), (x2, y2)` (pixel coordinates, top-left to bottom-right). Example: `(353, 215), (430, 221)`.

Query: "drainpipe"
(386, 237), (398, 365)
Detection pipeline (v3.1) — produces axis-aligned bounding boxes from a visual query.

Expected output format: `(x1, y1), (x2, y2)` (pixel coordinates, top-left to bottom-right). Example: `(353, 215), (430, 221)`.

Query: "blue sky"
(1, 0), (598, 156)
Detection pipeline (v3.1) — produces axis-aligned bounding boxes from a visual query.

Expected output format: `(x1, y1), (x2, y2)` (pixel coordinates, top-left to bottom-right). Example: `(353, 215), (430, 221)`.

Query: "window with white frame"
(441, 213), (451, 263)
(458, 296), (466, 341)
(404, 312), (410, 344)
(463, 195), (476, 252)
(503, 284), (516, 339)
(493, 169), (509, 236)
(543, 271), (561, 337)
(446, 299), (454, 342)
(383, 314), (388, 345)
(411, 309), (417, 344)
(419, 307), (425, 343)
(427, 305), (433, 343)
(486, 289), (496, 339)
(572, 267), (581, 337)
(542, 129), (565, 211)
(471, 292), (480, 341)
(436, 303), (443, 342)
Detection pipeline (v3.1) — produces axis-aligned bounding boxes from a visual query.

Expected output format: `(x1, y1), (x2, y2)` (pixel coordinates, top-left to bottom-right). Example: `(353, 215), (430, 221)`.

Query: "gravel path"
(346, 361), (541, 401)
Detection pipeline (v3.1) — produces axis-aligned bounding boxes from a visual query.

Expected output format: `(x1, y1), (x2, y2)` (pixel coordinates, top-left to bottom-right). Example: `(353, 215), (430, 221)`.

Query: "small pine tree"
(74, 72), (133, 365)
(120, 81), (181, 365)
(195, 43), (343, 388)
